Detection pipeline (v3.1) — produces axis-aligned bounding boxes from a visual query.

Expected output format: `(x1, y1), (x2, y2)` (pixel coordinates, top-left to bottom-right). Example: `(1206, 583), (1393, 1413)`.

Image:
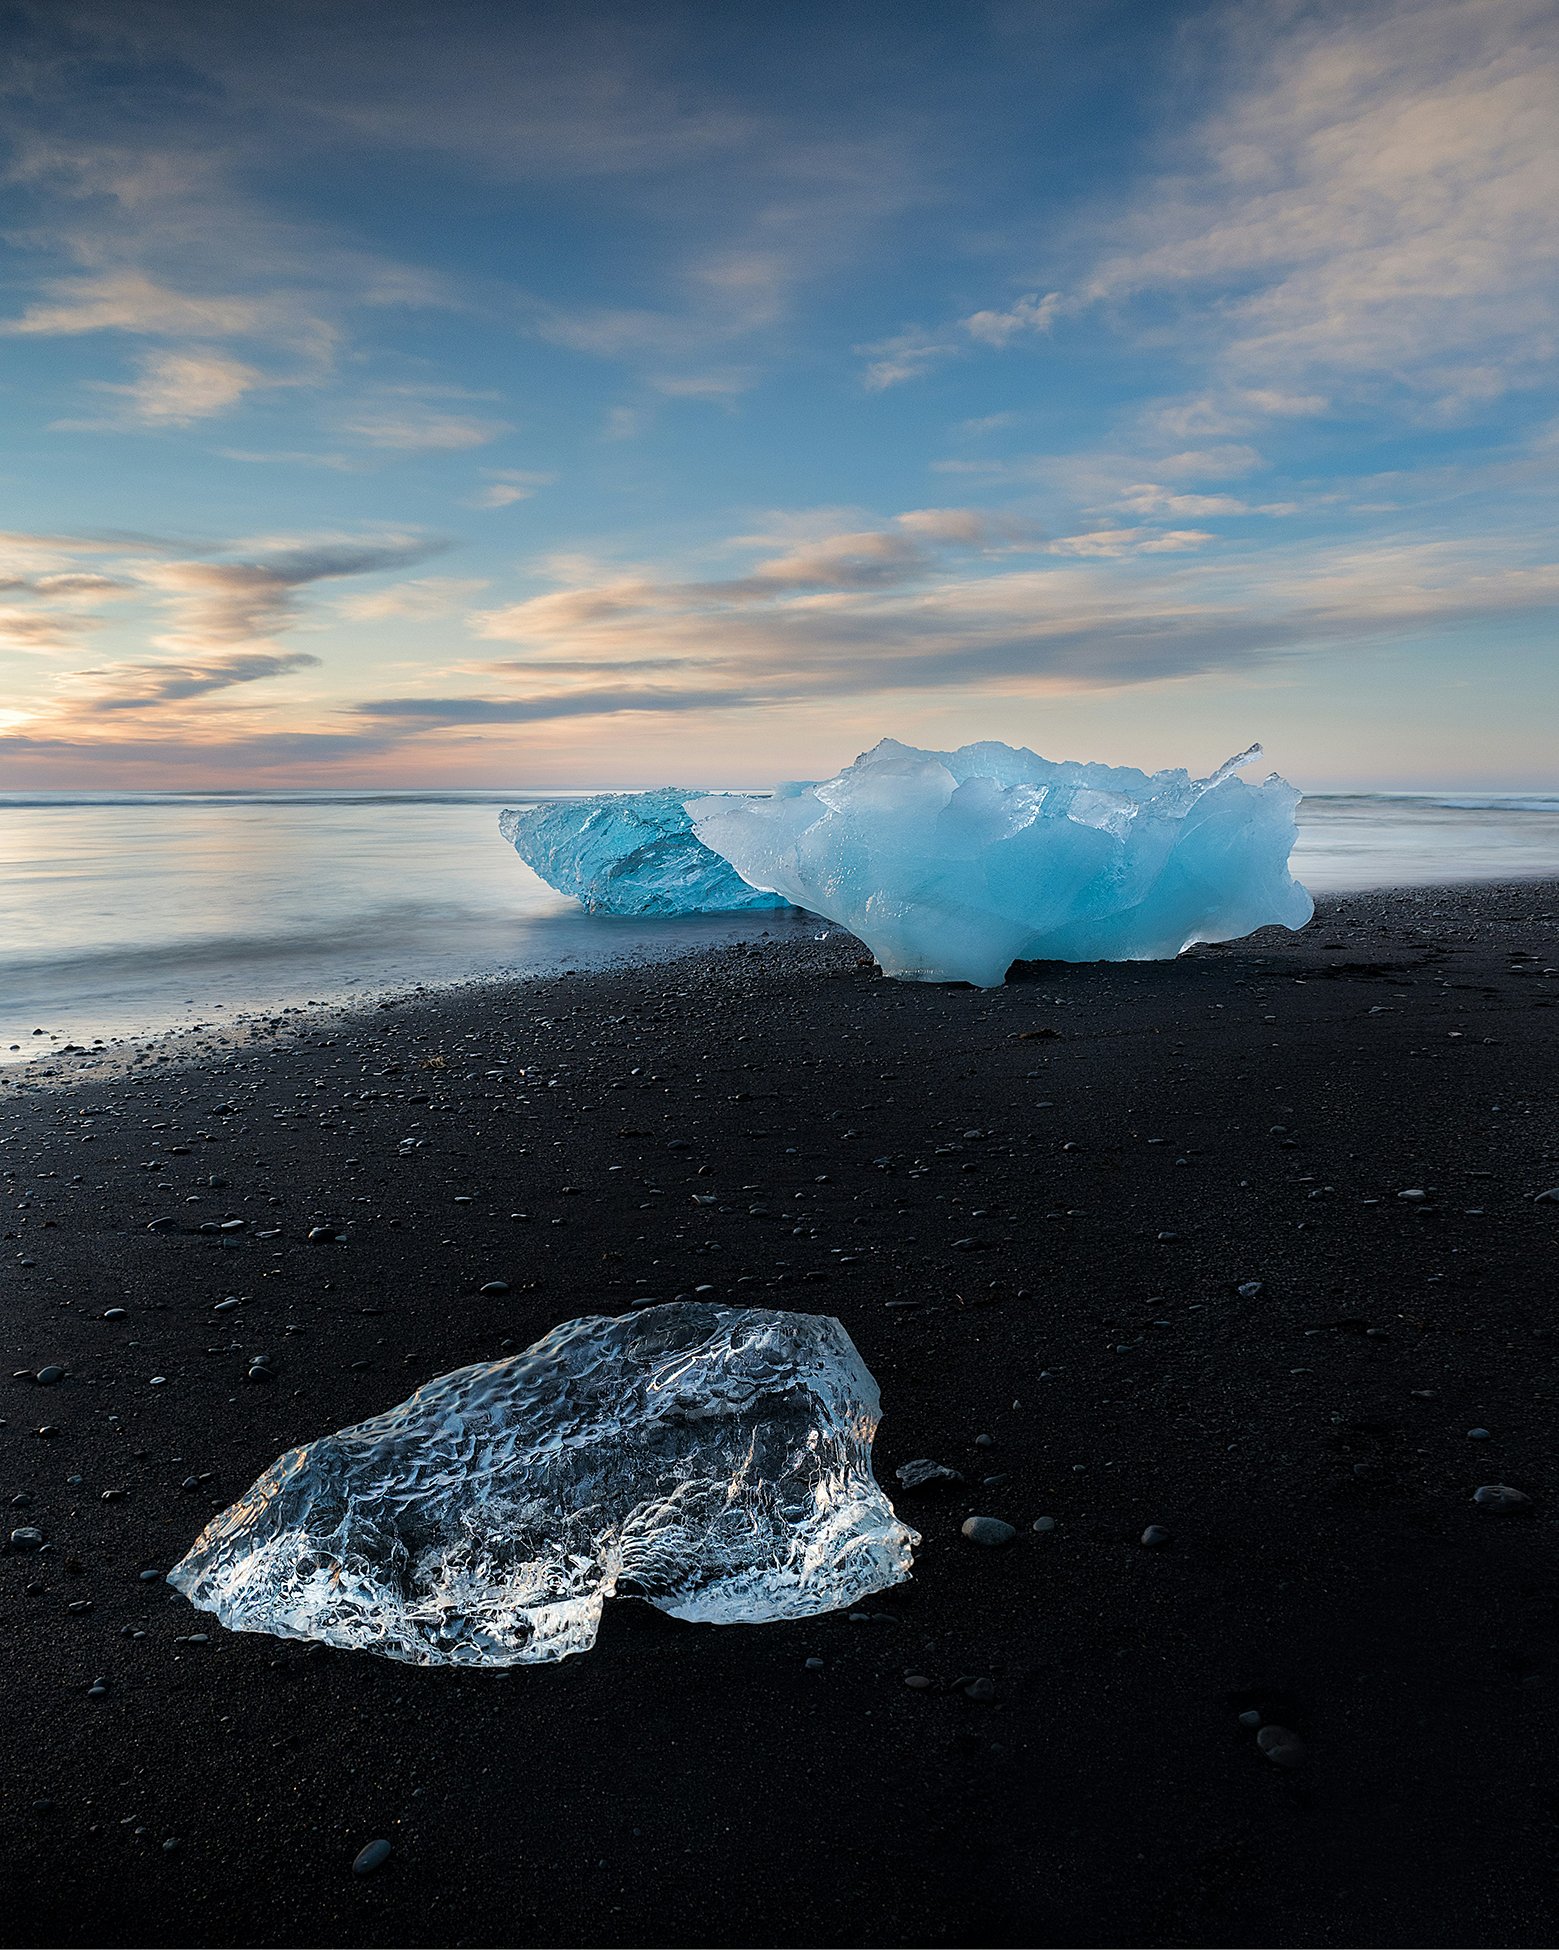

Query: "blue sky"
(1, 0), (1555, 789)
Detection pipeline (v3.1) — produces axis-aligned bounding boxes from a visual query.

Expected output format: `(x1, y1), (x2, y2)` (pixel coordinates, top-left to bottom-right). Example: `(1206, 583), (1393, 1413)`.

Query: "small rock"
(1473, 1483), (1532, 1513)
(102, 1308), (127, 1320)
(352, 1839), (392, 1876)
(1031, 1515), (1056, 1533)
(1140, 1524), (1171, 1547)
(8, 1526), (45, 1551)
(961, 1516), (1016, 1547)
(1532, 1187), (1559, 1204)
(903, 1673), (934, 1690)
(479, 1280), (510, 1295)
(1256, 1725), (1306, 1768)
(1238, 1709), (1262, 1728)
(1467, 1427), (1491, 1440)
(804, 1656), (824, 1670)
(1397, 1188), (1427, 1202)
(961, 1676), (996, 1703)
(1237, 1281), (1264, 1298)
(895, 1458), (964, 1489)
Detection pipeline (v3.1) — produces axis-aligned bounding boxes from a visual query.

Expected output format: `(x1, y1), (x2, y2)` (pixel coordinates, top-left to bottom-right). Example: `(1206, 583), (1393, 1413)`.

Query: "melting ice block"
(499, 789), (787, 915)
(689, 737), (1313, 986)
(168, 1303), (916, 1667)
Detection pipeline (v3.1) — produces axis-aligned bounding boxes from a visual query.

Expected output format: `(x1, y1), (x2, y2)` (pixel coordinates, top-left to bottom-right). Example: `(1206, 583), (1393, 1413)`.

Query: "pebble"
(352, 1839), (392, 1876)
(1256, 1725), (1306, 1768)
(8, 1526), (45, 1551)
(1467, 1427), (1491, 1440)
(479, 1281), (510, 1295)
(87, 1678), (110, 1699)
(804, 1656), (824, 1670)
(903, 1673), (933, 1690)
(35, 1366), (65, 1386)
(102, 1308), (127, 1320)
(961, 1516), (1016, 1547)
(1238, 1709), (1263, 1728)
(1473, 1483), (1531, 1512)
(1237, 1281), (1264, 1298)
(1032, 1515), (1056, 1532)
(1140, 1525), (1171, 1547)
(895, 1458), (963, 1489)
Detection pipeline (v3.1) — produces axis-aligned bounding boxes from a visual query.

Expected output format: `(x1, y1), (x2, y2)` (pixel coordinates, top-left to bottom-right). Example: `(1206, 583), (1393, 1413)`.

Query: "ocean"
(2, 787), (1556, 1059)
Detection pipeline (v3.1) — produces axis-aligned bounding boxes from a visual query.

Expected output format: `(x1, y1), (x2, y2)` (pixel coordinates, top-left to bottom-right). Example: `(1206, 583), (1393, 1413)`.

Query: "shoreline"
(5, 867), (1557, 1086)
(3, 878), (1558, 1948)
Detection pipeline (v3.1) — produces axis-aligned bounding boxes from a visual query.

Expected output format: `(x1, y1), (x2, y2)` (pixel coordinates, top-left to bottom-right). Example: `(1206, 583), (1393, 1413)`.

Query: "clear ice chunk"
(499, 789), (788, 916)
(167, 1303), (916, 1667)
(688, 737), (1313, 986)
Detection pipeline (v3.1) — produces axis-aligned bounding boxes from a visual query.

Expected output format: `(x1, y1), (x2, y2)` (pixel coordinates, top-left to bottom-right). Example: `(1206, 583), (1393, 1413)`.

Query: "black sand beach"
(3, 880), (1558, 1950)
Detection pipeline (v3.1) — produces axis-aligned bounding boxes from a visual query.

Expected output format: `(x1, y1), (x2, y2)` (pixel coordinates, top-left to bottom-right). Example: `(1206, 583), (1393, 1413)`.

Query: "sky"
(0, 0), (1556, 792)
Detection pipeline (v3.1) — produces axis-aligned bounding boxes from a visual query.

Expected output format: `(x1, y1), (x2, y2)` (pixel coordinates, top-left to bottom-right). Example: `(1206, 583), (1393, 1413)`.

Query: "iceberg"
(499, 789), (787, 916)
(688, 737), (1313, 986)
(168, 1303), (916, 1668)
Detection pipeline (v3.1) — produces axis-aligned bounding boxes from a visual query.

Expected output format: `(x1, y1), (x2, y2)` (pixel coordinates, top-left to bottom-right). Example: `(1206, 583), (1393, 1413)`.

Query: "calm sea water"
(2, 787), (1556, 1059)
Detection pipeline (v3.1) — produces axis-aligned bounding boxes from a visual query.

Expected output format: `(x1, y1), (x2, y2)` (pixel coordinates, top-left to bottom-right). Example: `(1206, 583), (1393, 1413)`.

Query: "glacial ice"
(499, 789), (788, 915)
(688, 738), (1313, 986)
(167, 1303), (916, 1667)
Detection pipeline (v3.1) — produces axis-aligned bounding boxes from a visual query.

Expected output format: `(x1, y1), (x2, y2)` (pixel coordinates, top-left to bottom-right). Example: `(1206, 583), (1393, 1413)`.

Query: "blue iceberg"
(687, 738), (1313, 986)
(499, 789), (788, 917)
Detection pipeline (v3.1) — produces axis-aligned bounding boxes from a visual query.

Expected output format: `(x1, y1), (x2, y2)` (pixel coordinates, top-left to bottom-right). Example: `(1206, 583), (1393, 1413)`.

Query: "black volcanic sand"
(3, 881), (1559, 1950)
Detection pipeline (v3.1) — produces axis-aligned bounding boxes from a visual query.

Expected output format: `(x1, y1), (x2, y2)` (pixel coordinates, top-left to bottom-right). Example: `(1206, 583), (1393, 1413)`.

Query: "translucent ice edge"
(500, 788), (789, 916)
(168, 1303), (917, 1668)
(689, 736), (1315, 986)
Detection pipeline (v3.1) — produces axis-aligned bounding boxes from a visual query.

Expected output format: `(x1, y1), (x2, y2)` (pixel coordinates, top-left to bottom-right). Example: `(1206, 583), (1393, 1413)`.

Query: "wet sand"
(3, 880), (1558, 1949)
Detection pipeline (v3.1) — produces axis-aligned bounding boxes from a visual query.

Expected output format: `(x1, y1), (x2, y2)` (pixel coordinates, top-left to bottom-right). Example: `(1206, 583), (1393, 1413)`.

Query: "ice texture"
(499, 789), (787, 916)
(167, 1303), (916, 1668)
(688, 737), (1313, 986)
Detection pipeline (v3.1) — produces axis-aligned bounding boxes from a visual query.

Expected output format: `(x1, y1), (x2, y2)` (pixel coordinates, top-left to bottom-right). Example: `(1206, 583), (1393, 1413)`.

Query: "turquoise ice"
(688, 738), (1314, 986)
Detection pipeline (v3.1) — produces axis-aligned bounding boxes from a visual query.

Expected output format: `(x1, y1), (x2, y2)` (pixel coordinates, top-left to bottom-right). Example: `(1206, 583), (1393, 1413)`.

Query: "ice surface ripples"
(169, 1304), (916, 1667)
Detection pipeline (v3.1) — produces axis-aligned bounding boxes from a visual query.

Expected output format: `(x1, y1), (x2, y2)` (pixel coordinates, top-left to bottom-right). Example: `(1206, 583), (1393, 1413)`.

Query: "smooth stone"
(1140, 1524), (1172, 1546)
(961, 1516), (1016, 1547)
(1256, 1725), (1306, 1768)
(352, 1839), (392, 1876)
(479, 1281), (510, 1295)
(9, 1527), (46, 1551)
(102, 1309), (128, 1320)
(896, 1458), (964, 1489)
(1467, 1428), (1491, 1439)
(1032, 1515), (1057, 1532)
(1473, 1483), (1531, 1512)
(35, 1366), (65, 1385)
(904, 1673), (934, 1690)
(1238, 1709), (1263, 1728)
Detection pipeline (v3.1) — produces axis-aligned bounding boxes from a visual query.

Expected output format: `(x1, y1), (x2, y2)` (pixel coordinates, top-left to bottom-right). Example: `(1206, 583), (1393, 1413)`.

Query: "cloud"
(339, 577), (490, 621)
(856, 326), (960, 391)
(69, 648), (322, 711)
(85, 347), (269, 426)
(334, 406), (511, 452)
(135, 534), (443, 649)
(1085, 1), (1559, 406)
(461, 469), (555, 510)
(961, 291), (1061, 347)
(1115, 484), (1253, 518)
(1, 271), (278, 342)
